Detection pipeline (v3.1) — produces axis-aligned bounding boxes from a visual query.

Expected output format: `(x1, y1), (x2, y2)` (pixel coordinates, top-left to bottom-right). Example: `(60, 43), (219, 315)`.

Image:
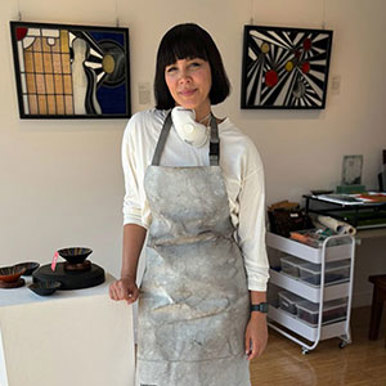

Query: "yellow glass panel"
(34, 52), (43, 73)
(45, 74), (54, 94)
(43, 53), (53, 73)
(52, 53), (62, 73)
(38, 95), (47, 114)
(65, 95), (73, 114)
(24, 52), (34, 73)
(47, 95), (56, 114)
(35, 74), (46, 94)
(51, 38), (60, 53)
(54, 74), (63, 94)
(60, 30), (69, 53)
(26, 73), (36, 94)
(32, 37), (42, 52)
(62, 54), (71, 74)
(41, 37), (51, 52)
(56, 95), (64, 114)
(63, 74), (72, 94)
(28, 94), (38, 115)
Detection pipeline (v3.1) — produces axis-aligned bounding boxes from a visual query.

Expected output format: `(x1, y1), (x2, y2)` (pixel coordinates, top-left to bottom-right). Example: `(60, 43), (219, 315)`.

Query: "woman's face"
(164, 57), (212, 120)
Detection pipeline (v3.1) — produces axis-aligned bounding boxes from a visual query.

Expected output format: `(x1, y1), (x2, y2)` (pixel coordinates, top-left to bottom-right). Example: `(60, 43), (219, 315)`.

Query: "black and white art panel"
(241, 25), (333, 109)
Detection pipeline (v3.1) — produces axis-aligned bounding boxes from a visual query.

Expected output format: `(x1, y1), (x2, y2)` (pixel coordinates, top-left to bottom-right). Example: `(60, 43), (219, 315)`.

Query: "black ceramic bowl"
(0, 266), (26, 282)
(57, 247), (93, 264)
(14, 262), (40, 276)
(28, 280), (62, 296)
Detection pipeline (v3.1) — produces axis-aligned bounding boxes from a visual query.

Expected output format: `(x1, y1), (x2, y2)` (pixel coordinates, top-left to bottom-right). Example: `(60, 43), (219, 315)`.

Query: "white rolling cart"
(266, 232), (355, 354)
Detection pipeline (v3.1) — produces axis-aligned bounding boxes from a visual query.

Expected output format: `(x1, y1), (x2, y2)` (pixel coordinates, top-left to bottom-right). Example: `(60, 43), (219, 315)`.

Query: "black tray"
(32, 263), (105, 290)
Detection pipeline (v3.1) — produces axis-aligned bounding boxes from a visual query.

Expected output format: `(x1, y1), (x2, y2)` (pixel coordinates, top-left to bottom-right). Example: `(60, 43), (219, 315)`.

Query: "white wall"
(0, 0), (385, 305)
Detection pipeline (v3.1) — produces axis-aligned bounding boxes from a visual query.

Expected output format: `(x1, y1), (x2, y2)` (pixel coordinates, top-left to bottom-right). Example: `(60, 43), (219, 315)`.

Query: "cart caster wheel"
(339, 341), (347, 349)
(301, 348), (309, 355)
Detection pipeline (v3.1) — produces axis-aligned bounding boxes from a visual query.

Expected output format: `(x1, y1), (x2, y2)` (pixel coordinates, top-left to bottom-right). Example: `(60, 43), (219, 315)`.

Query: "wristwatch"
(250, 302), (269, 313)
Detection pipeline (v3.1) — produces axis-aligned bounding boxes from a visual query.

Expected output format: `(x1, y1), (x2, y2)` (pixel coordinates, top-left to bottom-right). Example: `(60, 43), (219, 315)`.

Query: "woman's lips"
(179, 89), (197, 96)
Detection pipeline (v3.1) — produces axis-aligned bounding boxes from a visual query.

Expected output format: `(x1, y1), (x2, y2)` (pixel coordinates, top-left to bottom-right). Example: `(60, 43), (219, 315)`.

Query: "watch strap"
(250, 302), (269, 313)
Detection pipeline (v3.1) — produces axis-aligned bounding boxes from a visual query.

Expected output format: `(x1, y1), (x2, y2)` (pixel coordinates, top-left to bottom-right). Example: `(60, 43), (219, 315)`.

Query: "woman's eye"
(166, 66), (177, 73)
(190, 62), (201, 68)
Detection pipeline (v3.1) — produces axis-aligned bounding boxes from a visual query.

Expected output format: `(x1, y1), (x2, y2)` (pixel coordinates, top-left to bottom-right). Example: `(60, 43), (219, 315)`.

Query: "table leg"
(368, 287), (384, 340)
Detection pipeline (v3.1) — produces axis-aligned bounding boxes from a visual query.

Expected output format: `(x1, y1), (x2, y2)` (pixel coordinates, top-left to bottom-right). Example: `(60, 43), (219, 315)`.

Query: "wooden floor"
(250, 307), (386, 385)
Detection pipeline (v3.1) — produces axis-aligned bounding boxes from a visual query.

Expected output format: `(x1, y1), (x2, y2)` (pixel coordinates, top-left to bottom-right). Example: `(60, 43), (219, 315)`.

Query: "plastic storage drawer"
(296, 298), (348, 325)
(280, 255), (307, 277)
(298, 259), (350, 286)
(278, 291), (304, 315)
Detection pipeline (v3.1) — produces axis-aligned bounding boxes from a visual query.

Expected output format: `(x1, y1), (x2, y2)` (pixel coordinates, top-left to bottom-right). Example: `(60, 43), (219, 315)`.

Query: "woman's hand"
(244, 313), (268, 360)
(109, 277), (139, 305)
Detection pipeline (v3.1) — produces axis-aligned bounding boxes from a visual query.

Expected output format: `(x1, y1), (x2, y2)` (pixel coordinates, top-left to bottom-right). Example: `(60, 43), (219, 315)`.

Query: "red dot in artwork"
(16, 27), (28, 41)
(265, 70), (279, 87)
(302, 62), (310, 73)
(303, 38), (312, 51)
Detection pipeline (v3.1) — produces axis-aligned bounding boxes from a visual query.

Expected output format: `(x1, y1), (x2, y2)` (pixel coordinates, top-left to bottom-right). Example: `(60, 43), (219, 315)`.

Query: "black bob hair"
(154, 23), (230, 110)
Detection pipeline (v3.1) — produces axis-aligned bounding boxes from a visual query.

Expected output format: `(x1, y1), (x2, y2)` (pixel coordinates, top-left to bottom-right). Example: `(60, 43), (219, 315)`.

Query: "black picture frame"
(10, 21), (131, 119)
(241, 25), (333, 110)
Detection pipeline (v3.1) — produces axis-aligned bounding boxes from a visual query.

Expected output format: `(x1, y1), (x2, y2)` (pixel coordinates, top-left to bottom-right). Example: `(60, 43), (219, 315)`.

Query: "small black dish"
(28, 280), (62, 296)
(57, 247), (93, 265)
(14, 262), (40, 276)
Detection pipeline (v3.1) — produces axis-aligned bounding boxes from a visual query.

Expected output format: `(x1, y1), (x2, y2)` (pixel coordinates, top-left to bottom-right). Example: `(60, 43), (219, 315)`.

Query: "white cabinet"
(266, 232), (355, 354)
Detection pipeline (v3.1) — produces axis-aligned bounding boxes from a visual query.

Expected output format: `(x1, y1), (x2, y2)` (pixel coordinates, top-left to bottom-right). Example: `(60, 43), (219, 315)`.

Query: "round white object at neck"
(171, 106), (210, 147)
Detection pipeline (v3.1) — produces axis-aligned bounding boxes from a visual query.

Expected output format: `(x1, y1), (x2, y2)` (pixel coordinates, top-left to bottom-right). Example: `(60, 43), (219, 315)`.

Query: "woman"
(109, 23), (269, 386)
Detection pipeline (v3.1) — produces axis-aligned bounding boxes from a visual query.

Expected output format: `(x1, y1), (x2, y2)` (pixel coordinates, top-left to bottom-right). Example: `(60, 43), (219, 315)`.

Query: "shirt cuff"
(123, 214), (149, 230)
(247, 275), (270, 292)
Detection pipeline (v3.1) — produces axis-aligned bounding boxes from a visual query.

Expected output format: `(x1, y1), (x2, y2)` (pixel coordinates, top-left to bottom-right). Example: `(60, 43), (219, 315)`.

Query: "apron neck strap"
(151, 112), (172, 166)
(151, 111), (220, 166)
(209, 114), (219, 166)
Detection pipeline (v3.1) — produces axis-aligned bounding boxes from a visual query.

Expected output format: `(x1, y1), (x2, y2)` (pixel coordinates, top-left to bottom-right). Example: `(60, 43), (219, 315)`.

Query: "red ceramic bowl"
(0, 266), (26, 283)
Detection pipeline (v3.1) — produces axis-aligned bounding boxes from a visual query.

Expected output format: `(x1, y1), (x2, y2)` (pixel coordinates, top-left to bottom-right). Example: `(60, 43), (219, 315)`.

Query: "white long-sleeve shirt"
(122, 109), (269, 291)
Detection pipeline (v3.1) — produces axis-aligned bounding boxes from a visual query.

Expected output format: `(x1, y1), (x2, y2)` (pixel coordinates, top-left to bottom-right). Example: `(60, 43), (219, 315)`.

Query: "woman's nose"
(178, 69), (191, 83)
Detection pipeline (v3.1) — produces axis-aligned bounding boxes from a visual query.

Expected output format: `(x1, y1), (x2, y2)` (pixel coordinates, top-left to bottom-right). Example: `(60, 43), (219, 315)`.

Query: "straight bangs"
(160, 34), (209, 68)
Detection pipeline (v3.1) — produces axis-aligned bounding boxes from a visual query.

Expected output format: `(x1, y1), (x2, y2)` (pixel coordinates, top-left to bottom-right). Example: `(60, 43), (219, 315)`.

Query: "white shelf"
(266, 232), (355, 352)
(266, 232), (352, 263)
(269, 269), (350, 303)
(268, 306), (347, 342)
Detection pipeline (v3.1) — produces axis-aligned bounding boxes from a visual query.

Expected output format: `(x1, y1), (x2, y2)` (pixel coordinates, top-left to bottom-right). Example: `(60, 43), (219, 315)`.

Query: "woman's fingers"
(245, 330), (252, 358)
(246, 337), (255, 360)
(109, 283), (120, 300)
(125, 286), (139, 304)
(109, 280), (139, 303)
(245, 326), (266, 360)
(245, 315), (268, 360)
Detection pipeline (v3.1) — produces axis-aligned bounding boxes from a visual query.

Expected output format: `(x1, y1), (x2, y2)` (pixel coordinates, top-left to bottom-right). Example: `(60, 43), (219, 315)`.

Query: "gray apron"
(138, 113), (250, 386)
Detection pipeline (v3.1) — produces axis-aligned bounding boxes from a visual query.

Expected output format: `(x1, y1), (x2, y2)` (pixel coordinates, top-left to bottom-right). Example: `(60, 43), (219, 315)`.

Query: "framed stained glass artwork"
(10, 21), (131, 119)
(241, 25), (333, 109)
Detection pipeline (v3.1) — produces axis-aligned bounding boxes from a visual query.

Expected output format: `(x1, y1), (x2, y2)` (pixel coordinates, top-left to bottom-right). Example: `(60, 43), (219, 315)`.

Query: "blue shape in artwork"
(97, 84), (127, 114)
(89, 31), (124, 46)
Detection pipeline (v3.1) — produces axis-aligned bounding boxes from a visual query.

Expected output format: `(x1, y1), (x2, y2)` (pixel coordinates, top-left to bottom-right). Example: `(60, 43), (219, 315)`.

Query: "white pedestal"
(0, 274), (135, 386)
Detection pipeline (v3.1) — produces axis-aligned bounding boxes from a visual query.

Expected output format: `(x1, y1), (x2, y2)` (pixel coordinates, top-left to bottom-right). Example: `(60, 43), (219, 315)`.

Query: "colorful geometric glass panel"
(10, 21), (131, 119)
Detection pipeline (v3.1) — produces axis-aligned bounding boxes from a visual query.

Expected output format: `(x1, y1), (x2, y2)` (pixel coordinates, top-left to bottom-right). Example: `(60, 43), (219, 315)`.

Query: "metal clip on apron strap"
(151, 111), (220, 166)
